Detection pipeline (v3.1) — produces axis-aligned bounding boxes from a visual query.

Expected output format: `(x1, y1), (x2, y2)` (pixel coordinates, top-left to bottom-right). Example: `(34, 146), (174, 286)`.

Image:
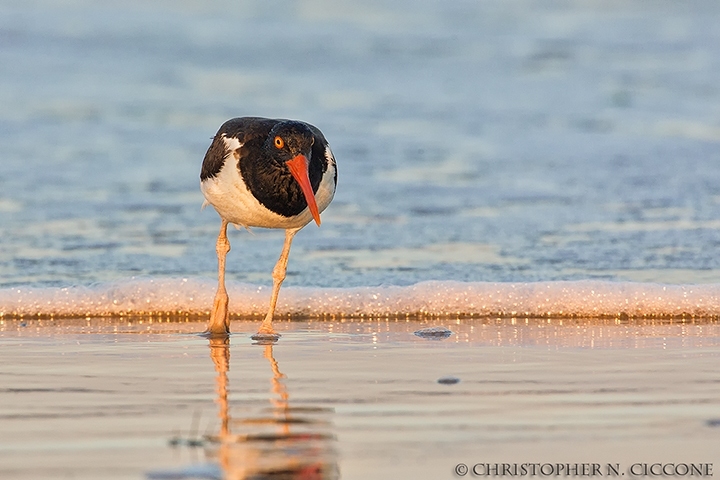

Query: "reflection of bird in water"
(207, 339), (339, 480)
(200, 117), (337, 340)
(210, 337), (231, 441)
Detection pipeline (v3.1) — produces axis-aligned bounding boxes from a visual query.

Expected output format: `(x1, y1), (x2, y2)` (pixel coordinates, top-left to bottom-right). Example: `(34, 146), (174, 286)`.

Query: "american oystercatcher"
(200, 117), (337, 339)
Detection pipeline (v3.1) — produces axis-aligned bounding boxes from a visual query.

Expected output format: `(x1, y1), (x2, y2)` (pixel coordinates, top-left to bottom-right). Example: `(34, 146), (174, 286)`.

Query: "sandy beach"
(1, 318), (719, 479)
(3, 1), (720, 478)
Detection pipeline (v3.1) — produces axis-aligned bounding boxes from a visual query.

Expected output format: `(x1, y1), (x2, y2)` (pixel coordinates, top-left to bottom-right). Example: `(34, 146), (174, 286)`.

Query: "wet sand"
(1, 318), (719, 479)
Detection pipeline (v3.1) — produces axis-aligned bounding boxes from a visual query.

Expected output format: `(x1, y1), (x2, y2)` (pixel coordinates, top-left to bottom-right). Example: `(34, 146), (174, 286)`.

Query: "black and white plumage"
(200, 117), (337, 339)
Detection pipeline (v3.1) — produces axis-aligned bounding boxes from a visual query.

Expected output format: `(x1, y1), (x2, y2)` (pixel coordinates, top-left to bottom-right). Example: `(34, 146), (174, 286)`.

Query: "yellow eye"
(274, 136), (284, 149)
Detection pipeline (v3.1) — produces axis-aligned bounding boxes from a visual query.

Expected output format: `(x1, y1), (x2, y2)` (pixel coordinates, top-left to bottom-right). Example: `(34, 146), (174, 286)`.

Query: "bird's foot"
(204, 312), (230, 337)
(201, 327), (230, 339)
(203, 314), (230, 338)
(250, 331), (281, 344)
(250, 323), (281, 343)
(205, 290), (230, 336)
(203, 325), (230, 338)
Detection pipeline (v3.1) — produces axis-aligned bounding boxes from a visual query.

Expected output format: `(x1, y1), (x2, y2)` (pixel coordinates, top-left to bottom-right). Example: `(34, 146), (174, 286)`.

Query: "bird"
(200, 117), (337, 339)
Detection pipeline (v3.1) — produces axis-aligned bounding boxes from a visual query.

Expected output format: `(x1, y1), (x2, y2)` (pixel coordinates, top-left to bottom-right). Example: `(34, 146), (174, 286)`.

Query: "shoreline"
(2, 318), (719, 479)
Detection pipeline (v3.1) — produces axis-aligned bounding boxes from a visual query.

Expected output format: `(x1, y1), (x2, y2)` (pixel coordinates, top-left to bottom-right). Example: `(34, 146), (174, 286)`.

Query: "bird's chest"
(201, 154), (313, 229)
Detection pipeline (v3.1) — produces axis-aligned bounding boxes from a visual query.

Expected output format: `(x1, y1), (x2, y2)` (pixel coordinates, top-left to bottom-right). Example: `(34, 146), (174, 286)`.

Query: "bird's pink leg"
(254, 228), (300, 339)
(207, 220), (231, 336)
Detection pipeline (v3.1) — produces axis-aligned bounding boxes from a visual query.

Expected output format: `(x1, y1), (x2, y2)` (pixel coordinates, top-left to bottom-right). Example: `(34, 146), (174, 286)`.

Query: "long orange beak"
(286, 154), (321, 226)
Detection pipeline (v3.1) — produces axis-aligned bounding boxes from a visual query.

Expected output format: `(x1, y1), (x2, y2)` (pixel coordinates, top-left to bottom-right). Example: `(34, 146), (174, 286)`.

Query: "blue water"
(2, 1), (720, 315)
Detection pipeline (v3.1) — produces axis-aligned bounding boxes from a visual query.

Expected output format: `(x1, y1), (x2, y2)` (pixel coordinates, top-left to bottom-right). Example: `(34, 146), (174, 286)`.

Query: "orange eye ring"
(274, 136), (284, 149)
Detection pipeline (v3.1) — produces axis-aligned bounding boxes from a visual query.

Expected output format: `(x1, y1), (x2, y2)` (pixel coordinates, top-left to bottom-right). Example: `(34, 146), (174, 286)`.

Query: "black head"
(264, 121), (315, 162)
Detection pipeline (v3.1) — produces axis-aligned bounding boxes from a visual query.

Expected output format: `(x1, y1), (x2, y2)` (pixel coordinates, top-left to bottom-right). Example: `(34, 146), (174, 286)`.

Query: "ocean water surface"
(2, 1), (720, 479)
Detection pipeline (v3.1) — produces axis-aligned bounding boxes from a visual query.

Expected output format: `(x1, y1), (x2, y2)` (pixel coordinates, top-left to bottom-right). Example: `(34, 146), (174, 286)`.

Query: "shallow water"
(1, 318), (719, 480)
(2, 0), (720, 293)
(2, 2), (720, 479)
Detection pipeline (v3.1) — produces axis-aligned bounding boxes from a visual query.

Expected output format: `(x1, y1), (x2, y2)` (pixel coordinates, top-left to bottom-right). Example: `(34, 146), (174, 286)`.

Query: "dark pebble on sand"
(414, 326), (453, 339)
(706, 419), (720, 427)
(437, 376), (460, 385)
